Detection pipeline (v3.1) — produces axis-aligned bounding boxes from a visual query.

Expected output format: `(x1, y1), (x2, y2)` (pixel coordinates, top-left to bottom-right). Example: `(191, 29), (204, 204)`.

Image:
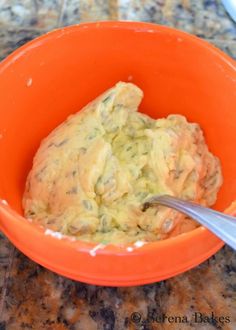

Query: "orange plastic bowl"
(0, 22), (236, 286)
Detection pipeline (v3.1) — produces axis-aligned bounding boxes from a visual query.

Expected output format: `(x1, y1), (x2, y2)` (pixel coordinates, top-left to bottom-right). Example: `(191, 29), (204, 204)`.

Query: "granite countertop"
(0, 1), (236, 329)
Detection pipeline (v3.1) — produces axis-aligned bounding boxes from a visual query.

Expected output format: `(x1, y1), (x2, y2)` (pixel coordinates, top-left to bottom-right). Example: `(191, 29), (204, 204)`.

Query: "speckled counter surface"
(0, 1), (236, 329)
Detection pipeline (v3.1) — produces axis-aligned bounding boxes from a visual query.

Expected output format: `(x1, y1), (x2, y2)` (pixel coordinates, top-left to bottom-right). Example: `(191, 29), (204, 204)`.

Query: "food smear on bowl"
(23, 82), (223, 245)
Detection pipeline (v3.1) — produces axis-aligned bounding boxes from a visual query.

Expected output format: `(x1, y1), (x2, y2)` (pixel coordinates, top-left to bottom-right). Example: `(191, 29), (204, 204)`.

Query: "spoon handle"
(143, 195), (236, 251)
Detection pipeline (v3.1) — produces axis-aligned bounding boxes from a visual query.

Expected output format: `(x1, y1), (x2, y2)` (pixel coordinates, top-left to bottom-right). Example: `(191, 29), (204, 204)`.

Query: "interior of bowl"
(0, 22), (236, 247)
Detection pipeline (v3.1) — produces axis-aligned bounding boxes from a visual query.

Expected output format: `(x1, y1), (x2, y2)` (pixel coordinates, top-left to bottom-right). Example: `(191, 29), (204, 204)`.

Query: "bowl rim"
(0, 21), (236, 255)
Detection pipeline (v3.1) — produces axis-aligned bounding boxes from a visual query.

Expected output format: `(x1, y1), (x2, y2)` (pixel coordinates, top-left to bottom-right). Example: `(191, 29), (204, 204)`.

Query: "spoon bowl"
(143, 195), (236, 251)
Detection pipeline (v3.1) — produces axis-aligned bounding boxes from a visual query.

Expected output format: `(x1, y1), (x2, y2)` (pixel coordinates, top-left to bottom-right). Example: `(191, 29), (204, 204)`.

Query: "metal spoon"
(221, 0), (236, 23)
(142, 195), (236, 251)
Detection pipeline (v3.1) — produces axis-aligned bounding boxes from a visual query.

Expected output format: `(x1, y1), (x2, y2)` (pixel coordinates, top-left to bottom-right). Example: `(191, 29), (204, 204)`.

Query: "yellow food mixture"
(23, 82), (222, 244)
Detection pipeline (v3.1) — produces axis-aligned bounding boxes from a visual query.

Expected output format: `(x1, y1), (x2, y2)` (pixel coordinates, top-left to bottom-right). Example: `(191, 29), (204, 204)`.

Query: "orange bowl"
(0, 22), (236, 286)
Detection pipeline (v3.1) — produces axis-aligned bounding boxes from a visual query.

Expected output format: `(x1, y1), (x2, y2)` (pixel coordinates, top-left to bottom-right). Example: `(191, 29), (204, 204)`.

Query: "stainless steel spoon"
(142, 195), (236, 251)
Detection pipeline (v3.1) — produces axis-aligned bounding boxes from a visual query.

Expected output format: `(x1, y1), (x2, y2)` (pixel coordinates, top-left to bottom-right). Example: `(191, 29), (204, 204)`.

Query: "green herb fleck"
(102, 95), (111, 103)
(66, 187), (78, 195)
(82, 200), (93, 211)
